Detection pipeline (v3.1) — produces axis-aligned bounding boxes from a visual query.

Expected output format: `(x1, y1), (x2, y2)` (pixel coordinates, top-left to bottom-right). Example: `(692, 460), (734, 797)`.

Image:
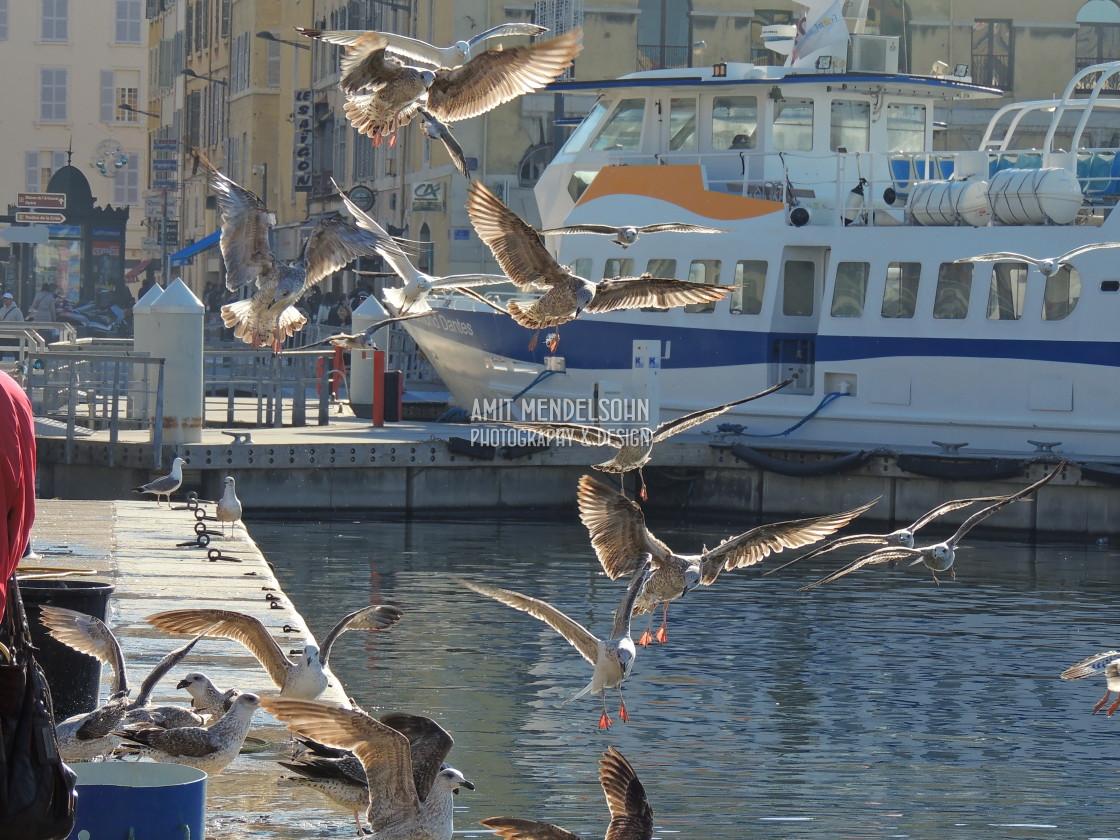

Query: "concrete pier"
(28, 499), (356, 836)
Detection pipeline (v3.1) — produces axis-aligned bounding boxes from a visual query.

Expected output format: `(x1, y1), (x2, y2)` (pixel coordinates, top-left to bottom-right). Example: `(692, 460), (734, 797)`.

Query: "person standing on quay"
(0, 369), (35, 620)
(0, 293), (24, 322)
(28, 283), (57, 323)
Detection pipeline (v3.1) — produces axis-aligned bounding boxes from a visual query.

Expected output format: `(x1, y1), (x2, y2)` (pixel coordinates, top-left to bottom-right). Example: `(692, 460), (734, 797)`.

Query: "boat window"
(986, 263), (1028, 320)
(933, 263), (973, 319)
(713, 95), (758, 149)
(560, 101), (609, 154)
(590, 98), (646, 151)
(772, 96), (813, 152)
(886, 103), (926, 153)
(1042, 267), (1081, 321)
(684, 259), (721, 312)
(830, 262), (869, 317)
(730, 260), (766, 314)
(567, 170), (600, 203)
(603, 258), (634, 278)
(881, 262), (920, 318)
(782, 260), (815, 316)
(669, 98), (697, 152)
(642, 259), (676, 310)
(830, 100), (870, 152)
(571, 258), (592, 279)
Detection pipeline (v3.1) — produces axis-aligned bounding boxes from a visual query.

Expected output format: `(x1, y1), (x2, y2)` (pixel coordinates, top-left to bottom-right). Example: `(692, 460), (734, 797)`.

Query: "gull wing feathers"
(38, 605), (129, 696)
(650, 378), (795, 442)
(480, 819), (580, 840)
(538, 223), (627, 237)
(299, 216), (392, 295)
(762, 532), (893, 576)
(377, 712), (454, 801)
(418, 107), (471, 178)
(466, 181), (565, 290)
(131, 628), (213, 709)
(197, 151), (274, 293)
(940, 462), (1065, 548)
(318, 604), (404, 666)
(425, 29), (583, 123)
(633, 222), (728, 236)
(798, 546), (917, 591)
(1061, 651), (1120, 680)
(147, 608), (294, 691)
(586, 274), (728, 314)
(601, 746), (654, 840)
(610, 558), (654, 640)
(456, 578), (601, 665)
(300, 312), (438, 350)
(577, 473), (672, 579)
(261, 698), (423, 832)
(700, 499), (879, 584)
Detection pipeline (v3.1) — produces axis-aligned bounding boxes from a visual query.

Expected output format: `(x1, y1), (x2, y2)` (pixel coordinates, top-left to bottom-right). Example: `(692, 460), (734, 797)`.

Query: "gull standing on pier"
(147, 604), (404, 699)
(577, 474), (877, 645)
(133, 456), (185, 507)
(1060, 651), (1120, 715)
(799, 462), (1066, 589)
(457, 557), (653, 729)
(480, 746), (653, 840)
(215, 475), (243, 538)
(263, 698), (474, 840)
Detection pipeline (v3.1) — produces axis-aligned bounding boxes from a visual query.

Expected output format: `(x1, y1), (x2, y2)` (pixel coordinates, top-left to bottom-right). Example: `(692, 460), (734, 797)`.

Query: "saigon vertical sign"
(293, 89), (312, 192)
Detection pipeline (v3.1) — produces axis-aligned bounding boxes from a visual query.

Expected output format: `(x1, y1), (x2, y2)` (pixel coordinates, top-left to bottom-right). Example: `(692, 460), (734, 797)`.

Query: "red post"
(331, 346), (344, 398)
(372, 349), (385, 427)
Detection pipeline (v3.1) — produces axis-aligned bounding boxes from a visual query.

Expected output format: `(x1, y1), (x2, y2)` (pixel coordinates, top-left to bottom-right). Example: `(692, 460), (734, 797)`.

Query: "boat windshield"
(589, 98), (646, 151)
(559, 100), (609, 154)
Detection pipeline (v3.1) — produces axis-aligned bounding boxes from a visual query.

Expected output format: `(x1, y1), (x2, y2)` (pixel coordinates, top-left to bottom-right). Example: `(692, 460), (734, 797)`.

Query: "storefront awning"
(124, 259), (152, 281)
(169, 230), (220, 266)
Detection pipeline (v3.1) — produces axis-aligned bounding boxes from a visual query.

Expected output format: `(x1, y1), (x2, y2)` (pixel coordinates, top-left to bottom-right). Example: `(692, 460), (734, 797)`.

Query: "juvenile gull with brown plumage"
(466, 180), (730, 351)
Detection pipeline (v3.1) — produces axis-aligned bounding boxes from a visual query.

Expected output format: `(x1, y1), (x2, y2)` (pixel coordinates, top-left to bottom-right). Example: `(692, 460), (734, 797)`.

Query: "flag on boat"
(789, 0), (850, 68)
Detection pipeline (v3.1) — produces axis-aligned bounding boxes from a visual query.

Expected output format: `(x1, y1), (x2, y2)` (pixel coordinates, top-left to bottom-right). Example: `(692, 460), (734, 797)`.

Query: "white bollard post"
(132, 282), (165, 421)
(148, 278), (204, 443)
(348, 295), (391, 419)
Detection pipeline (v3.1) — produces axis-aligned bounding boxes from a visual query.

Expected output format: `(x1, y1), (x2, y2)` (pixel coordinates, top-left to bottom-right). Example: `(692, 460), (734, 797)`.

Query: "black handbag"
(0, 575), (77, 840)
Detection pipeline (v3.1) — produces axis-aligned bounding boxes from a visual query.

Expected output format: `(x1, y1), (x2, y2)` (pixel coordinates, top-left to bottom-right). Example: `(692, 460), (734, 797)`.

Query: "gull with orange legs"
(1061, 651), (1120, 715)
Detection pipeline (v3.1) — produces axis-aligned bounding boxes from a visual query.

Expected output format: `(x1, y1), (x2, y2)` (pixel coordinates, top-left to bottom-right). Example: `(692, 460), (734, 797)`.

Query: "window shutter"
(101, 70), (116, 122)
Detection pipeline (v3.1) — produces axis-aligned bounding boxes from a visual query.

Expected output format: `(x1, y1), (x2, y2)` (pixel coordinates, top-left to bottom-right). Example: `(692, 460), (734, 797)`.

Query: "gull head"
(436, 765), (475, 795)
(912, 544), (954, 572)
(682, 566), (702, 596)
(419, 68), (437, 88)
(889, 529), (916, 549)
(176, 671), (214, 695)
(453, 40), (471, 61)
(574, 283), (595, 315)
(302, 643), (321, 666)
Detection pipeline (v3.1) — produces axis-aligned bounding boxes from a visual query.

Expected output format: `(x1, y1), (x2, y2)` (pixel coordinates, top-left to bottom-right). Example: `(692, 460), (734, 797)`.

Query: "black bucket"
(18, 580), (115, 721)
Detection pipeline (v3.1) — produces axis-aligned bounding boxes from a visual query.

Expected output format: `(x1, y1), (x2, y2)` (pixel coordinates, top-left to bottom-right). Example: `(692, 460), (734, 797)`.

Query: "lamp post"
(119, 102), (159, 119)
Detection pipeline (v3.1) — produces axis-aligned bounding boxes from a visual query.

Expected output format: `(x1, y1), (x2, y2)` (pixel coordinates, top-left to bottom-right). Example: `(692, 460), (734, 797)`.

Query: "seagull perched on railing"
(538, 221), (730, 249)
(133, 456), (185, 507)
(956, 243), (1120, 276)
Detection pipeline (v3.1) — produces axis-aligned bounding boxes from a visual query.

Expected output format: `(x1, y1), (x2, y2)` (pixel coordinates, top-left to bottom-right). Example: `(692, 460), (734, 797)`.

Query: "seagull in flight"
(338, 22), (549, 68)
(194, 150), (386, 351)
(133, 456), (185, 506)
(457, 557), (653, 729)
(417, 107), (471, 179)
(147, 604), (403, 699)
(798, 462), (1066, 589)
(485, 378), (794, 499)
(578, 473), (877, 645)
(956, 243), (1120, 276)
(301, 312), (440, 351)
(1061, 651), (1120, 716)
(467, 180), (730, 351)
(262, 698), (474, 840)
(538, 221), (730, 249)
(480, 746), (653, 840)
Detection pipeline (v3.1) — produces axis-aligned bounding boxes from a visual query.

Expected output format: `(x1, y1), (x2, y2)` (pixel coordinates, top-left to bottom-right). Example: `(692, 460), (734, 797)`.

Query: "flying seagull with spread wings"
(297, 27), (581, 147)
(346, 22), (549, 68)
(577, 474), (877, 645)
(263, 699), (474, 840)
(457, 558), (653, 729)
(485, 378), (794, 499)
(467, 180), (729, 351)
(798, 462), (1066, 590)
(955, 243), (1120, 276)
(195, 150), (387, 351)
(538, 222), (730, 249)
(301, 312), (439, 351)
(147, 604), (403, 699)
(480, 746), (653, 840)
(1061, 650), (1120, 716)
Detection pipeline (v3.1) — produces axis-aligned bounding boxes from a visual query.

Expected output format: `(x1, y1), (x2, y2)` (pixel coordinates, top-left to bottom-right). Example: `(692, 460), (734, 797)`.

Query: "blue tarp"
(169, 229), (220, 266)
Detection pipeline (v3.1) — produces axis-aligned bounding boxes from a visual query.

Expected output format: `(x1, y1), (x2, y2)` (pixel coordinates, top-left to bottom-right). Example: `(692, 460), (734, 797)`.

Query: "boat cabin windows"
(603, 258), (634, 278)
(830, 100), (871, 153)
(882, 262), (920, 318)
(831, 262), (869, 317)
(986, 262), (1028, 320)
(684, 259), (722, 312)
(933, 263), (973, 319)
(713, 95), (759, 149)
(1042, 267), (1081, 321)
(571, 258), (593, 279)
(782, 260), (816, 316)
(668, 98), (697, 152)
(886, 103), (927, 153)
(589, 98), (646, 151)
(560, 101), (609, 154)
(731, 260), (767, 315)
(772, 95), (814, 152)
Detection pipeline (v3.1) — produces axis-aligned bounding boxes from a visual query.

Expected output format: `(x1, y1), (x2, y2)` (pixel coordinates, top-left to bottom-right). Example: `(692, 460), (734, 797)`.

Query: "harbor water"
(249, 511), (1120, 839)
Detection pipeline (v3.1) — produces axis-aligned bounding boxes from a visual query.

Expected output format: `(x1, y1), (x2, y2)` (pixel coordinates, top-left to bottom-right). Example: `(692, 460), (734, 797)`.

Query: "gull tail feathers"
(564, 679), (596, 705)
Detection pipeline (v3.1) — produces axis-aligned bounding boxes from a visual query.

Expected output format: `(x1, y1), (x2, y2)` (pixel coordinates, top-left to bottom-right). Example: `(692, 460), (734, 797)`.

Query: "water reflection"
(249, 514), (1120, 839)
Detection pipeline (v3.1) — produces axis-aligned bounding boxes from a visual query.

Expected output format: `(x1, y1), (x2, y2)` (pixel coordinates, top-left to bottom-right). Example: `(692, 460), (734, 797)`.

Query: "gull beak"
(175, 678), (191, 689)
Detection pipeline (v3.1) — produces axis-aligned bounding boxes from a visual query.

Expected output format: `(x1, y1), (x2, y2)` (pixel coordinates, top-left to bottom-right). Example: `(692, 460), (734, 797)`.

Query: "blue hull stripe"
(409, 309), (1120, 370)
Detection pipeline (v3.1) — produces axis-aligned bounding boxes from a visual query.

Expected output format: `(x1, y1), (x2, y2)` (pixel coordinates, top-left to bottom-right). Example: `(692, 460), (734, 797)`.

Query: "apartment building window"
(0, 0), (8, 40)
(266, 40), (281, 88)
(353, 129), (375, 179)
(114, 155), (140, 206)
(42, 0), (68, 41)
(25, 151), (67, 192)
(231, 32), (249, 93)
(116, 0), (141, 43)
(1076, 1), (1120, 77)
(40, 68), (68, 121)
(972, 19), (1013, 90)
(101, 70), (141, 122)
(334, 120), (348, 185)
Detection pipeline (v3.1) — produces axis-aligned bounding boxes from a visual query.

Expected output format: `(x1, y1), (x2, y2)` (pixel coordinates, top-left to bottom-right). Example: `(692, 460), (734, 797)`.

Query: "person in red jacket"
(0, 369), (34, 620)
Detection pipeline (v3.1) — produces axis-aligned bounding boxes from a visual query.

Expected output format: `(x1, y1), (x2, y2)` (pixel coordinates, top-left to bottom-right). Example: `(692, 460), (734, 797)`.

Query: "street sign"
(144, 195), (179, 218)
(151, 139), (179, 151)
(17, 192), (66, 209)
(141, 237), (161, 251)
(151, 159), (179, 171)
(15, 211), (66, 224)
(0, 226), (49, 244)
(151, 179), (179, 190)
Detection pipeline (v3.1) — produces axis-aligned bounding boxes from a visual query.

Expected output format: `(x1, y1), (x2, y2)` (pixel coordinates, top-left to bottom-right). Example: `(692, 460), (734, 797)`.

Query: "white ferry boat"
(392, 48), (1120, 473)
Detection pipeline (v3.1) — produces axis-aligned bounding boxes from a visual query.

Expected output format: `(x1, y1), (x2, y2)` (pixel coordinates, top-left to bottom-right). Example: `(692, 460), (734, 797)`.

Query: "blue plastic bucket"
(66, 762), (207, 840)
